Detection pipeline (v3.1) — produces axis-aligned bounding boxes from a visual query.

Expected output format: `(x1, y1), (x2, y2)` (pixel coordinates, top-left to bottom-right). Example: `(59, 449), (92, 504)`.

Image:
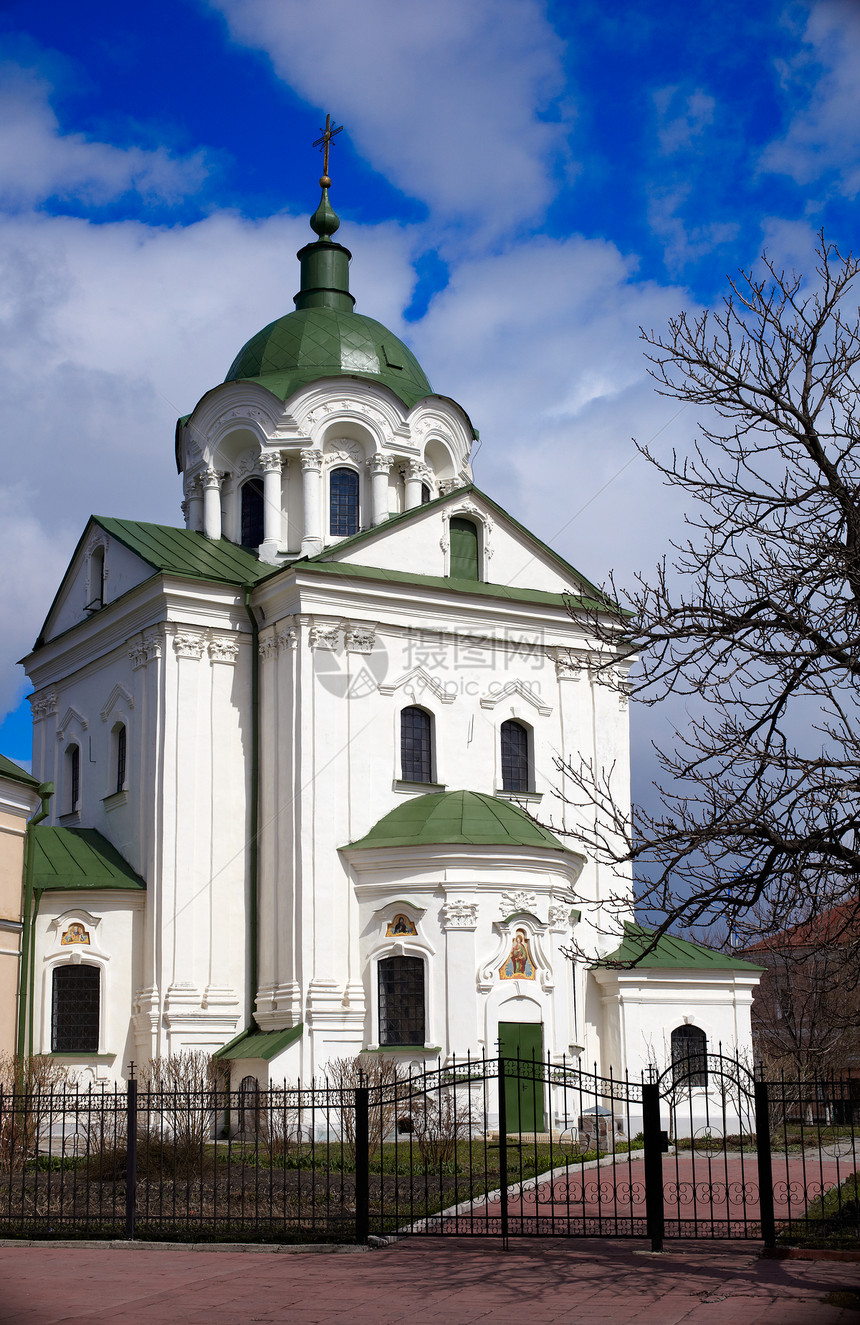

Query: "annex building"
(17, 171), (760, 1111)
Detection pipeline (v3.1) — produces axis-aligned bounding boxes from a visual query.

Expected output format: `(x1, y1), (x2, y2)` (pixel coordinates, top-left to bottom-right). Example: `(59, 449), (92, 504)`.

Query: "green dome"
(344, 790), (569, 853)
(225, 307), (433, 410)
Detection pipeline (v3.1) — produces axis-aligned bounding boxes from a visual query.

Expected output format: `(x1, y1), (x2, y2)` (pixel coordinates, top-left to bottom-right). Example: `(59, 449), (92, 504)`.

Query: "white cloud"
(653, 86), (716, 155)
(0, 62), (208, 209)
(208, 0), (571, 232)
(762, 0), (860, 198)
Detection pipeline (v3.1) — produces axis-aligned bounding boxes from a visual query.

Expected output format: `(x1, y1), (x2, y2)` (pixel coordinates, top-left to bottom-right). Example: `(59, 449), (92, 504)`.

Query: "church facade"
(19, 178), (759, 1105)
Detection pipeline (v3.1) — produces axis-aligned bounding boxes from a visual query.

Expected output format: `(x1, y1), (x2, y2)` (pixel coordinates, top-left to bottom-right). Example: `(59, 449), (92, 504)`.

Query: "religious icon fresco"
(499, 928), (535, 980)
(61, 923), (90, 946)
(386, 913), (417, 937)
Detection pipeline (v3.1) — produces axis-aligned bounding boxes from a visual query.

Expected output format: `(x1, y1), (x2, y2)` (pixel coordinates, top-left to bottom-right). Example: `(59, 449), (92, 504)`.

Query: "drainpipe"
(17, 782), (53, 1061)
(243, 589), (260, 1032)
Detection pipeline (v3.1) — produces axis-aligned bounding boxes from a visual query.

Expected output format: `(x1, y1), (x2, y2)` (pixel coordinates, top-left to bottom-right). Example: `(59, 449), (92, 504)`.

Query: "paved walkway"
(1, 1238), (859, 1323)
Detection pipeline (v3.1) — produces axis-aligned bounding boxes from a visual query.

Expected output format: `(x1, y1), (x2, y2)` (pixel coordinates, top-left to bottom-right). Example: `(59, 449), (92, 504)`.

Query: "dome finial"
(310, 114), (344, 241)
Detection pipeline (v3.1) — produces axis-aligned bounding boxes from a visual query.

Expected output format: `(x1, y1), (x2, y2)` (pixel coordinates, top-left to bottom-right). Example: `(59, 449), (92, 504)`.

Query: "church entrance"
(498, 1021), (544, 1132)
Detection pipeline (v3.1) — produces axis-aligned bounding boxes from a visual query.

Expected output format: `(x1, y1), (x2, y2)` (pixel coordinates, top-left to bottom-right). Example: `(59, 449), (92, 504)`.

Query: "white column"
(300, 449), (323, 556)
(187, 475), (204, 532)
(404, 459), (431, 510)
(259, 451), (284, 564)
(201, 467), (223, 540)
(369, 454), (392, 526)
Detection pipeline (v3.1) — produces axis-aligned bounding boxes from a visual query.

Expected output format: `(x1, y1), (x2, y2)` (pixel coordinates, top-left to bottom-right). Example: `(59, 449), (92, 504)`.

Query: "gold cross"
(313, 114), (344, 185)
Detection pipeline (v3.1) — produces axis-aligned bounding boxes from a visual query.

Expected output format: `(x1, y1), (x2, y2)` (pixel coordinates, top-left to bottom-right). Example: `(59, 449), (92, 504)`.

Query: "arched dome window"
(449, 517), (479, 581)
(330, 467), (360, 537)
(66, 744), (80, 815)
(500, 719), (531, 793)
(241, 478), (265, 548)
(420, 483), (431, 505)
(401, 707), (434, 783)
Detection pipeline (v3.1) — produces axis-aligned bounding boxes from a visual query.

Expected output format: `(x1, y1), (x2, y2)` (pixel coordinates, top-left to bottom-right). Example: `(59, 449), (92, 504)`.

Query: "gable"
(42, 520), (157, 644)
(312, 486), (606, 601)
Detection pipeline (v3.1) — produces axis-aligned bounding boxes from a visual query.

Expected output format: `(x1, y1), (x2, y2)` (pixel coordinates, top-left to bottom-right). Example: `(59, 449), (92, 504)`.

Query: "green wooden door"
(498, 1022), (544, 1132)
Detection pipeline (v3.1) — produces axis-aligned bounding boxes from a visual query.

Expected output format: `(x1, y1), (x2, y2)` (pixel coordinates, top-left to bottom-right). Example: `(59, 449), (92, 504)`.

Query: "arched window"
(87, 547), (104, 611)
(238, 1074), (261, 1135)
(330, 467), (360, 537)
(449, 517), (480, 580)
(401, 707), (433, 783)
(67, 745), (80, 814)
(671, 1024), (708, 1088)
(420, 483), (431, 505)
(378, 956), (425, 1046)
(52, 964), (99, 1052)
(114, 725), (127, 795)
(240, 477), (265, 548)
(500, 719), (530, 793)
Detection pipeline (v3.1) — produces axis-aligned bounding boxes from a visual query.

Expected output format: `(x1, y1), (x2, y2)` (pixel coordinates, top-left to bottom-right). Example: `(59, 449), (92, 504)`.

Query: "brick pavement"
(0, 1238), (859, 1324)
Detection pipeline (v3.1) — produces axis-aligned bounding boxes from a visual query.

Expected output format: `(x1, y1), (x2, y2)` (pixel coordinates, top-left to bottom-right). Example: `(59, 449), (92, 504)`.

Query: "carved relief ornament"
(441, 899), (479, 931)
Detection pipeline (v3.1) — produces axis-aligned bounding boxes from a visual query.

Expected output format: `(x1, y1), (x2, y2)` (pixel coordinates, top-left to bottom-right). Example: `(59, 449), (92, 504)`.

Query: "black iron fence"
(0, 1054), (857, 1249)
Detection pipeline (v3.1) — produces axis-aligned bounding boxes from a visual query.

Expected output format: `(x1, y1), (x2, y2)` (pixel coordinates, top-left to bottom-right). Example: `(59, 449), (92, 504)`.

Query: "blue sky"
(0, 0), (857, 784)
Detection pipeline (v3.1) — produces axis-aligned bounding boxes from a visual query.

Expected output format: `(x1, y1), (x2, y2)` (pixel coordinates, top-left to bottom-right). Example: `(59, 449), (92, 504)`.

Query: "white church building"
(19, 174), (760, 1098)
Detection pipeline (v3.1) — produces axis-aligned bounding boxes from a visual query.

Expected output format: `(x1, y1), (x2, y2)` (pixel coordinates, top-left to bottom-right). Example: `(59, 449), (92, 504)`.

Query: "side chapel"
(19, 150), (760, 1113)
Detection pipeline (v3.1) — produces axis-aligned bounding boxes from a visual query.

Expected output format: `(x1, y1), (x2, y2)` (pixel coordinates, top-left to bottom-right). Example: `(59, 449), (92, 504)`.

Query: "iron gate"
(0, 1054), (857, 1247)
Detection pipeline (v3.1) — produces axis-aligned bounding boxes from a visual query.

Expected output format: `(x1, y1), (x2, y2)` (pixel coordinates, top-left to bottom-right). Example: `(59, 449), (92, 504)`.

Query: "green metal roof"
(95, 518), (269, 585)
(302, 484), (618, 611)
(215, 1024), (304, 1061)
(597, 922), (764, 971)
(299, 559), (604, 611)
(345, 790), (570, 853)
(0, 754), (40, 789)
(30, 827), (146, 892)
(225, 308), (433, 412)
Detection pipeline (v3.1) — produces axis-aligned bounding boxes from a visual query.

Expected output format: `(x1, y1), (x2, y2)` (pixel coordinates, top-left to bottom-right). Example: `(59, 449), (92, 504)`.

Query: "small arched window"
(378, 956), (425, 1047)
(420, 483), (432, 505)
(671, 1024), (708, 1088)
(330, 467), (360, 537)
(240, 477), (265, 548)
(401, 707), (433, 783)
(52, 964), (99, 1053)
(67, 745), (80, 814)
(238, 1075), (261, 1135)
(87, 547), (104, 611)
(500, 719), (530, 793)
(449, 517), (480, 581)
(114, 725), (127, 795)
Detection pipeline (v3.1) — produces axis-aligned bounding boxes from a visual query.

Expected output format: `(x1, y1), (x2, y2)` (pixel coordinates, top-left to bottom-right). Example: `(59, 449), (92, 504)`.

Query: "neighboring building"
(16, 172), (760, 1110)
(742, 903), (860, 1077)
(0, 754), (43, 1057)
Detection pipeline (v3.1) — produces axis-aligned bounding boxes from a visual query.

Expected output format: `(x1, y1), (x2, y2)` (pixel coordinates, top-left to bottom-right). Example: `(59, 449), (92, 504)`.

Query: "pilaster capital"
(442, 899), (479, 931)
(309, 622), (341, 650)
(405, 459), (431, 481)
(29, 690), (58, 720)
(208, 633), (240, 664)
(299, 448), (323, 473)
(345, 622), (376, 654)
(172, 629), (207, 659)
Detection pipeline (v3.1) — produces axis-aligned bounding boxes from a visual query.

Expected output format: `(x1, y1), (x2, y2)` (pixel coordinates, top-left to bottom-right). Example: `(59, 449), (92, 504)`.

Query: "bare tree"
(560, 234), (860, 966)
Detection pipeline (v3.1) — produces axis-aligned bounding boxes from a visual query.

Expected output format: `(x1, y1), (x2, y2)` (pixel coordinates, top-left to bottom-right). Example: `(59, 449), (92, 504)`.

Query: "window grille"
(52, 964), (99, 1053)
(671, 1024), (708, 1087)
(401, 707), (433, 783)
(330, 467), (359, 537)
(241, 478), (265, 548)
(378, 956), (425, 1046)
(501, 719), (530, 792)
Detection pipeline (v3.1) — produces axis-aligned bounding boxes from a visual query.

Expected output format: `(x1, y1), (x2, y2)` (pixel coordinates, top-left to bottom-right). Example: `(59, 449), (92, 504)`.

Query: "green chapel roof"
(94, 517), (269, 585)
(344, 790), (570, 853)
(0, 754), (40, 789)
(596, 922), (764, 971)
(30, 827), (146, 892)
